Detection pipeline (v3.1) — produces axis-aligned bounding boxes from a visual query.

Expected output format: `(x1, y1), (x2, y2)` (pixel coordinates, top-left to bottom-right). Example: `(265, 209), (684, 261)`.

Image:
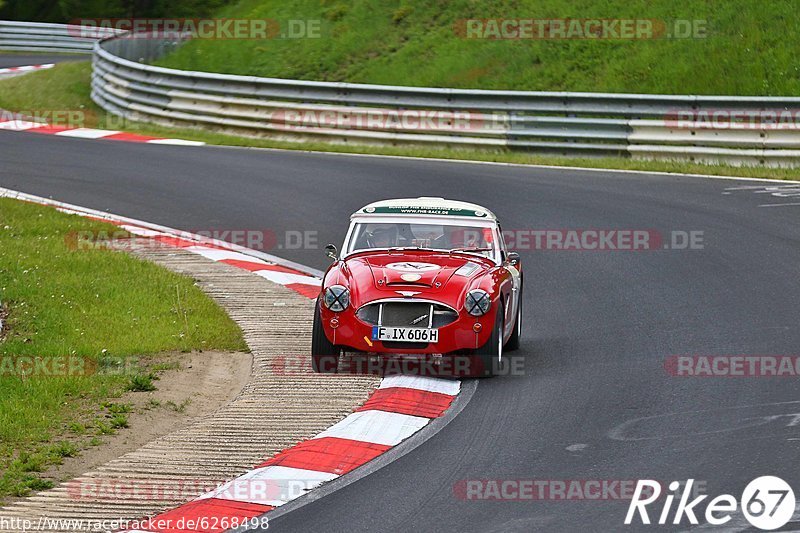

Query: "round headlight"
(465, 289), (491, 316)
(323, 285), (350, 312)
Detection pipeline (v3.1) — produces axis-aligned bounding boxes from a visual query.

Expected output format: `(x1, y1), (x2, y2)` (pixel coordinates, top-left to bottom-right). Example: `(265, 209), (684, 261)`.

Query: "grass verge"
(0, 198), (247, 500)
(153, 0), (800, 96)
(1, 61), (799, 181)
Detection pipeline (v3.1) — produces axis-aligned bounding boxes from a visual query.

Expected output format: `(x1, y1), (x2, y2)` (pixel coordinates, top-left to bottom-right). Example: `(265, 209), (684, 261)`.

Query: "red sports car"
(312, 197), (523, 377)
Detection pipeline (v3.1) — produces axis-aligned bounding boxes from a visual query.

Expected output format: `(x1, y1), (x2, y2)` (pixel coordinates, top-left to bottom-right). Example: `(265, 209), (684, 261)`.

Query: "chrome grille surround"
(356, 299), (459, 328)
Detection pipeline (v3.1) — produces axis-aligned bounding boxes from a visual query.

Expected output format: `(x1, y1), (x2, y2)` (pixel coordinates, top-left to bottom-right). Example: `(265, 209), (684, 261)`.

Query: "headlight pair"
(323, 285), (350, 312)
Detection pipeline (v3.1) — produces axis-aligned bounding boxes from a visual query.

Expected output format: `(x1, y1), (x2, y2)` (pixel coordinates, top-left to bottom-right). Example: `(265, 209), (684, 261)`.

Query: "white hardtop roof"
(352, 197), (498, 221)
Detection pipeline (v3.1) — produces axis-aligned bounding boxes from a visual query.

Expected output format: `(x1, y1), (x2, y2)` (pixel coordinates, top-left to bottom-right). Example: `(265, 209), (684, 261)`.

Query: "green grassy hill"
(154, 0), (800, 95)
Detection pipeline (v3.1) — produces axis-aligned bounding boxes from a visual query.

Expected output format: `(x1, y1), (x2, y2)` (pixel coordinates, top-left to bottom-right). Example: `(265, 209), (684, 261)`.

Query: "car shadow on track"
(327, 349), (539, 380)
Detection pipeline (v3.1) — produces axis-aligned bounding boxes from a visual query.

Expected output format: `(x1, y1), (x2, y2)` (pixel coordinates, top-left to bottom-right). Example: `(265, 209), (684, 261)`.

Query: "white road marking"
(183, 246), (264, 263)
(55, 128), (121, 139)
(254, 269), (322, 286)
(219, 144), (800, 185)
(725, 184), (800, 206)
(609, 400), (800, 441)
(146, 138), (206, 146)
(117, 225), (168, 237)
(565, 444), (588, 452)
(724, 184), (800, 191)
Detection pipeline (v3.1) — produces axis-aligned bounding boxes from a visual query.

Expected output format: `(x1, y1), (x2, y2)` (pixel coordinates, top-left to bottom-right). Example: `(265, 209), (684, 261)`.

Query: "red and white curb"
(0, 113), (205, 146)
(0, 63), (54, 77)
(0, 119), (205, 146)
(122, 375), (460, 531)
(0, 65), (200, 145)
(0, 187), (463, 532)
(132, 375), (460, 530)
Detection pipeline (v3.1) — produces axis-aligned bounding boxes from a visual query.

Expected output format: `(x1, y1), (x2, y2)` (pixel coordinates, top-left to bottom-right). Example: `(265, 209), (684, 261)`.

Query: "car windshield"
(346, 221), (497, 259)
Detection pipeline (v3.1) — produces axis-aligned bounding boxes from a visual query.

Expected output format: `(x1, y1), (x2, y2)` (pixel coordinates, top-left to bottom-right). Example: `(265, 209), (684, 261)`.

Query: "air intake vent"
(356, 301), (458, 328)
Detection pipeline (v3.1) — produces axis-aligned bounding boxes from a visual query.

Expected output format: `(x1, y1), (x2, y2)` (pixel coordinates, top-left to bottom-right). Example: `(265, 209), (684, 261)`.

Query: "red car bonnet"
(338, 250), (495, 307)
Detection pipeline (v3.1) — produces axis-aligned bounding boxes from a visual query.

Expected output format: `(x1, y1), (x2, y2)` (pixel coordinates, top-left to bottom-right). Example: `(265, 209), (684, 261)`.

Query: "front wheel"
(505, 283), (523, 352)
(474, 308), (504, 377)
(311, 301), (340, 373)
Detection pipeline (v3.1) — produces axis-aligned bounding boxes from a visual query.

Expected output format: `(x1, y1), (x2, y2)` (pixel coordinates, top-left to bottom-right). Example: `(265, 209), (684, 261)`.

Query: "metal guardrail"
(3, 21), (800, 166)
(0, 20), (117, 54)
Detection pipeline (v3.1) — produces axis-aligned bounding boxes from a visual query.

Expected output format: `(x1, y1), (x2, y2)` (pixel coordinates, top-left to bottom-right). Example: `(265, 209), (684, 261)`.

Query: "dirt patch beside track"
(0, 246), (379, 529)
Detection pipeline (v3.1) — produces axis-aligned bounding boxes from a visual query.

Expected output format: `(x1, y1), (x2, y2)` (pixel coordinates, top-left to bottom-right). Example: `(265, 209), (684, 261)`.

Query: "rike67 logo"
(626, 477), (795, 530)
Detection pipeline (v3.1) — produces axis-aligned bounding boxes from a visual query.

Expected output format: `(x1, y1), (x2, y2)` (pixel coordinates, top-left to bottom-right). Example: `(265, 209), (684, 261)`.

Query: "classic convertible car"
(312, 197), (523, 377)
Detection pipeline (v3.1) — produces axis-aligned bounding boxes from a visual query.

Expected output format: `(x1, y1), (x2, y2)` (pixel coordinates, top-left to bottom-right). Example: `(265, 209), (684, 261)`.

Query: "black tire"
(474, 307), (504, 377)
(505, 281), (523, 352)
(311, 300), (340, 373)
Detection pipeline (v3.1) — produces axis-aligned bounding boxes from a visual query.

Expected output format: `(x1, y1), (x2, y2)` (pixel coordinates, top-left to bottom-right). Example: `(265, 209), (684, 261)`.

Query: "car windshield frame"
(342, 215), (502, 264)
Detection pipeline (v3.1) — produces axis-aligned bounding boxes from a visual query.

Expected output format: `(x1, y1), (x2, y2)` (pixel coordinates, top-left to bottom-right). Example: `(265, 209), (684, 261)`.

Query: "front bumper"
(319, 301), (496, 354)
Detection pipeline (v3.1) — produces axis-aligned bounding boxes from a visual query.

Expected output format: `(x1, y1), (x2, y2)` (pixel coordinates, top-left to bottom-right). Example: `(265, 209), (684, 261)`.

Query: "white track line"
(213, 144), (800, 185)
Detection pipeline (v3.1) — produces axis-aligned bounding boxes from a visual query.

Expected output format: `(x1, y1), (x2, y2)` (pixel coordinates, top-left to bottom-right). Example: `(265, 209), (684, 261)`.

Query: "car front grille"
(356, 301), (459, 328)
(382, 302), (431, 327)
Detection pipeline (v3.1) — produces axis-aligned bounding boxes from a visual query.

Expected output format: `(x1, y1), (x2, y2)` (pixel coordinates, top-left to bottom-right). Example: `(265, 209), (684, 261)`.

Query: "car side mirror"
(325, 243), (338, 261)
(507, 251), (520, 266)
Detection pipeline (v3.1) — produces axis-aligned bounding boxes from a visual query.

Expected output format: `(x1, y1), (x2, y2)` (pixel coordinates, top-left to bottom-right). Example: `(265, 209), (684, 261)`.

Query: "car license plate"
(372, 326), (439, 343)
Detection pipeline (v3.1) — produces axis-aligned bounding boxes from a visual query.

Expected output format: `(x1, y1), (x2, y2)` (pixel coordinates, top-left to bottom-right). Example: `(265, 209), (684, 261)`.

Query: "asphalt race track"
(2, 128), (799, 532)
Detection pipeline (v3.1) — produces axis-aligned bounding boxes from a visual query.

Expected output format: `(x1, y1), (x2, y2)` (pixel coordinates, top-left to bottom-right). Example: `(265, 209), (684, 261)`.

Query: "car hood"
(341, 251), (493, 306)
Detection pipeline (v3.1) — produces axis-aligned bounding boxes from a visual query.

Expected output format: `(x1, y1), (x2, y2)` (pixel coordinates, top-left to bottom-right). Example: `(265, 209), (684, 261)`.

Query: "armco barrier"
(0, 20), (117, 54)
(3, 21), (800, 166)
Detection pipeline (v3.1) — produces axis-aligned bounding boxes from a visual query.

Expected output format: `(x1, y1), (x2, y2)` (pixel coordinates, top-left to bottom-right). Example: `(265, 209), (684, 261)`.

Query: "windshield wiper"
(388, 246), (429, 252)
(449, 247), (492, 254)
